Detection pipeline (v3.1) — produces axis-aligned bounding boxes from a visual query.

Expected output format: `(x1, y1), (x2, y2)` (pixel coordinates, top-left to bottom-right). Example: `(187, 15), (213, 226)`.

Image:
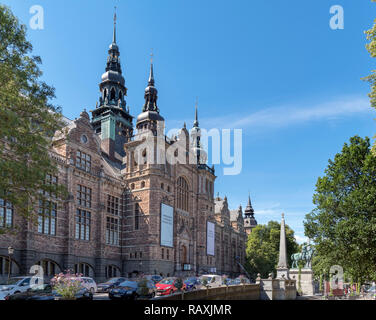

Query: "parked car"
(184, 277), (199, 291)
(366, 285), (376, 298)
(0, 276), (44, 300)
(5, 284), (93, 300)
(198, 275), (223, 289)
(96, 277), (127, 293)
(80, 277), (97, 293)
(109, 279), (156, 300)
(143, 274), (163, 284)
(155, 277), (186, 296)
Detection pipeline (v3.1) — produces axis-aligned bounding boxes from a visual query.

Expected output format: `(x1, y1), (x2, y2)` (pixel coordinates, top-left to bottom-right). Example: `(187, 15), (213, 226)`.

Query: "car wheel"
(151, 292), (155, 299)
(193, 286), (197, 291)
(14, 291), (20, 294)
(90, 287), (95, 294)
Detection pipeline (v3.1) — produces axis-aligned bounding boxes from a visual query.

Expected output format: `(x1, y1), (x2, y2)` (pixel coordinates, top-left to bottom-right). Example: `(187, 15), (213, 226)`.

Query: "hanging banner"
(207, 221), (215, 256)
(160, 203), (174, 247)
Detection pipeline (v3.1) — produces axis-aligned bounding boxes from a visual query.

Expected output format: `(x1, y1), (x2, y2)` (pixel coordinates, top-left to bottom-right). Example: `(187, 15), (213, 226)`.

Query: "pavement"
(93, 293), (110, 300)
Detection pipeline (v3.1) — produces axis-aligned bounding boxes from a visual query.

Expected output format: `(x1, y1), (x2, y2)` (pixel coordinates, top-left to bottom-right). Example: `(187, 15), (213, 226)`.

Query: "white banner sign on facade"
(207, 221), (215, 256)
(160, 203), (174, 247)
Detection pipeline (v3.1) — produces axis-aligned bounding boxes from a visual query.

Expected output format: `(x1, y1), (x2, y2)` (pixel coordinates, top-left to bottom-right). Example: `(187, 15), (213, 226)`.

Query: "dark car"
(109, 280), (156, 300)
(184, 277), (199, 291)
(96, 277), (128, 293)
(6, 284), (93, 300)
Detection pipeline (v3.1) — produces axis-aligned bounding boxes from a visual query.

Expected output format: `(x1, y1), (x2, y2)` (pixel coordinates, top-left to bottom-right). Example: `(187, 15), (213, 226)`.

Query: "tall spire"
(193, 97), (199, 128)
(113, 7), (117, 44)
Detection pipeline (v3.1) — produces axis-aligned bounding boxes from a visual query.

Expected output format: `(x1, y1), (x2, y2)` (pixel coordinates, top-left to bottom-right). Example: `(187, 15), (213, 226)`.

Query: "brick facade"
(0, 23), (248, 282)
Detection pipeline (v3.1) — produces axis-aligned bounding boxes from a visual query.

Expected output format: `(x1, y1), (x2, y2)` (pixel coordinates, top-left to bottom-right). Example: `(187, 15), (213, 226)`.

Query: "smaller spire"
(244, 193), (255, 217)
(113, 6), (117, 44)
(148, 50), (155, 86)
(193, 97), (199, 128)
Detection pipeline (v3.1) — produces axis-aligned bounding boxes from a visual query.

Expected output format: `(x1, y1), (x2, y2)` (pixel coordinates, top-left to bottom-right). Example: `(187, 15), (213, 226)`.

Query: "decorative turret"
(136, 53), (164, 136)
(244, 194), (257, 235)
(91, 9), (133, 162)
(191, 99), (207, 165)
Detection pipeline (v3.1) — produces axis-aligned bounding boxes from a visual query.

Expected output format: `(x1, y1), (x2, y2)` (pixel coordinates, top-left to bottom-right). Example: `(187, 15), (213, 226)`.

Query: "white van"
(198, 275), (223, 289)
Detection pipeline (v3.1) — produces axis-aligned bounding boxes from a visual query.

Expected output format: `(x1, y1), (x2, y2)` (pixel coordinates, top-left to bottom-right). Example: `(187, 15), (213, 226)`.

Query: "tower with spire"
(244, 194), (257, 235)
(191, 99), (207, 166)
(91, 9), (133, 162)
(135, 53), (164, 136)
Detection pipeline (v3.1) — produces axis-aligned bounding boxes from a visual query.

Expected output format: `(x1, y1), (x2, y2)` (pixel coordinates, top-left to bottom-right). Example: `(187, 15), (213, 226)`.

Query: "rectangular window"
(161, 248), (164, 259)
(76, 150), (91, 172)
(107, 195), (119, 215)
(77, 185), (92, 208)
(167, 249), (169, 260)
(106, 216), (119, 245)
(134, 203), (139, 230)
(0, 198), (13, 228)
(42, 174), (58, 198)
(38, 200), (57, 235)
(75, 209), (91, 240)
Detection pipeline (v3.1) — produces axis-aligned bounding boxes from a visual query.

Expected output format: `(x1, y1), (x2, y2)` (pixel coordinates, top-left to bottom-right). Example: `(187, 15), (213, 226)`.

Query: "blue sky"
(3, 0), (376, 243)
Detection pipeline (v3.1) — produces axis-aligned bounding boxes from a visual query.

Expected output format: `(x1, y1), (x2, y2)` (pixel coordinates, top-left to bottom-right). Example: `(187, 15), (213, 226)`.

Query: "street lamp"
(7, 246), (14, 281)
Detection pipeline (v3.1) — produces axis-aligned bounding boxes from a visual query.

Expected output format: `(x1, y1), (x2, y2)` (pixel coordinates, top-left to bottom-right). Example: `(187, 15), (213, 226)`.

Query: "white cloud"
(295, 235), (309, 244)
(167, 96), (373, 132)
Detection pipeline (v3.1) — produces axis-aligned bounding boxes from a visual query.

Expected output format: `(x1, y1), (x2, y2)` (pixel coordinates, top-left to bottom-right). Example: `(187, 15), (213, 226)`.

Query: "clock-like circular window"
(81, 134), (88, 144)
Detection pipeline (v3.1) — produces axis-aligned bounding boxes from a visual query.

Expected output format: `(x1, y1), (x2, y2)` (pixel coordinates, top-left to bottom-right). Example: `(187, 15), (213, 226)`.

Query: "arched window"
(119, 91), (123, 101)
(74, 262), (94, 277)
(106, 265), (120, 278)
(35, 259), (61, 277)
(110, 87), (116, 101)
(103, 88), (108, 99)
(177, 177), (189, 211)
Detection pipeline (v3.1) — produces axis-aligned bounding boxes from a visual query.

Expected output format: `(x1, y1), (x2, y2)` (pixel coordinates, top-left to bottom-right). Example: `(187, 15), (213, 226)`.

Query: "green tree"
(304, 136), (376, 284)
(364, 0), (376, 153)
(245, 221), (299, 279)
(0, 5), (66, 234)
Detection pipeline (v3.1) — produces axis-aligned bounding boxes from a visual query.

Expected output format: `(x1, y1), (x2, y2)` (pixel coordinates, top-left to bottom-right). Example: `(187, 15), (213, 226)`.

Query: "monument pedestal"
(289, 268), (315, 296)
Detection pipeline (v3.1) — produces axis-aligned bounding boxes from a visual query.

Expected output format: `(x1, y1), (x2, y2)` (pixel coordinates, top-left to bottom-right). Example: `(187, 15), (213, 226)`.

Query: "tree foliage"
(245, 221), (299, 278)
(364, 0), (376, 153)
(304, 136), (376, 283)
(0, 5), (66, 234)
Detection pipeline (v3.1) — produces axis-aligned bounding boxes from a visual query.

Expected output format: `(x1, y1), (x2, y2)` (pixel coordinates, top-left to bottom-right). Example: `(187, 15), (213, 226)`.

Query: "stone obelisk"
(276, 213), (289, 279)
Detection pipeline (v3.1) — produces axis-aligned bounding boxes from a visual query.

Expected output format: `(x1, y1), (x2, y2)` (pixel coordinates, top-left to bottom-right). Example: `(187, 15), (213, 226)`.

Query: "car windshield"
(0, 278), (23, 285)
(119, 281), (138, 288)
(159, 278), (174, 285)
(367, 286), (376, 291)
(200, 276), (213, 283)
(107, 278), (122, 284)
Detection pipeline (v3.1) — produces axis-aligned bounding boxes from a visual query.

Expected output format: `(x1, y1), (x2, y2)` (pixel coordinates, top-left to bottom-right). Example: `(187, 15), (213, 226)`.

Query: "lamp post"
(7, 246), (14, 281)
